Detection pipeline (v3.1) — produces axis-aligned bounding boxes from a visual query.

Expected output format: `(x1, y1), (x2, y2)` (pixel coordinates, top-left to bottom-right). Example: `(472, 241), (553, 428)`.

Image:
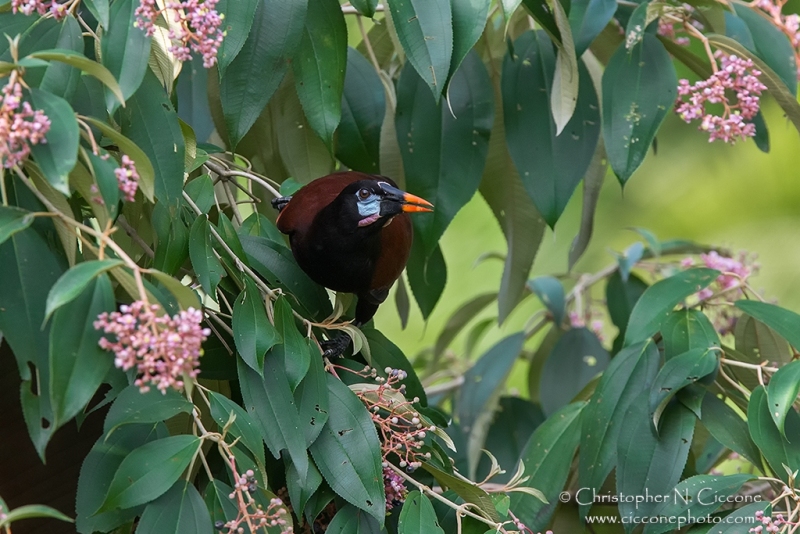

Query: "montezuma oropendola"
(271, 172), (433, 357)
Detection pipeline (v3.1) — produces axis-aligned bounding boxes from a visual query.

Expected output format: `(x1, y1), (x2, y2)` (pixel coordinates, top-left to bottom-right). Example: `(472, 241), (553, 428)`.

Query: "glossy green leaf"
(396, 50), (493, 257)
(98, 435), (201, 512)
(734, 313), (792, 365)
(101, 0), (151, 111)
(84, 0), (110, 29)
(103, 385), (193, 435)
(602, 33), (677, 185)
(578, 340), (660, 518)
(286, 455), (322, 519)
(188, 215), (224, 297)
(176, 58), (214, 145)
(449, 0), (491, 84)
(203, 479), (238, 528)
(237, 355), (309, 479)
(503, 30), (600, 227)
(624, 268), (719, 346)
(28, 88), (78, 194)
(137, 480), (212, 534)
(309, 374), (385, 525)
(434, 292), (497, 359)
(700, 393), (762, 470)
(767, 360), (800, 438)
(541, 328), (609, 415)
(220, 0), (308, 147)
(86, 150), (120, 218)
(184, 175), (214, 214)
(208, 390), (266, 467)
(569, 0), (616, 54)
(662, 309), (720, 360)
(527, 276), (565, 325)
(49, 275), (115, 427)
(644, 474), (755, 534)
(215, 0), (259, 76)
(617, 400), (695, 531)
(421, 463), (499, 522)
(736, 300), (800, 350)
(509, 402), (584, 531)
(119, 71), (185, 209)
(649, 348), (718, 430)
(148, 270), (201, 310)
(151, 203), (189, 276)
(0, 205), (34, 245)
(351, 0), (379, 17)
(606, 271), (649, 344)
(30, 49), (124, 104)
(82, 117), (156, 202)
(273, 296), (311, 390)
(44, 259), (121, 321)
(398, 491), (444, 534)
(519, 0), (559, 40)
(232, 277), (280, 374)
(33, 18), (83, 102)
(292, 0), (346, 151)
(326, 504), (383, 533)
(388, 0), (452, 101)
(337, 47), (385, 174)
(748, 385), (800, 482)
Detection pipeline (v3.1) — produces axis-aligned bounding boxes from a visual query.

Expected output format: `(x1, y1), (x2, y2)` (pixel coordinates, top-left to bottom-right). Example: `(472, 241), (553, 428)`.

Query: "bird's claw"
(271, 196), (292, 212)
(320, 334), (352, 359)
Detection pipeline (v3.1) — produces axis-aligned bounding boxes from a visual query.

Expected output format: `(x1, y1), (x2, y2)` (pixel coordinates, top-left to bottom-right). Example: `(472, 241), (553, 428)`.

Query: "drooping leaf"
(286, 456), (323, 520)
(749, 385), (800, 482)
(661, 309), (720, 360)
(351, 0), (379, 17)
(387, 0), (453, 101)
(0, 206), (34, 245)
(766, 360), (800, 438)
(398, 491), (445, 534)
(568, 135), (607, 270)
(137, 480), (212, 534)
(294, 349), (330, 446)
(569, 0), (617, 54)
(326, 504), (383, 533)
(549, 0), (579, 135)
(273, 295), (311, 391)
(208, 390), (267, 467)
(232, 277), (280, 374)
(649, 348), (719, 430)
(103, 385), (193, 435)
(734, 313), (792, 366)
(735, 300), (800, 350)
(406, 240), (447, 320)
(0, 505), (72, 529)
(503, 30), (600, 227)
(215, 0), (259, 76)
(188, 215), (224, 297)
(292, 0), (347, 151)
(527, 276), (565, 326)
(30, 49), (124, 104)
(101, 0), (151, 111)
(29, 88), (78, 195)
(84, 0), (110, 29)
(606, 271), (649, 346)
(448, 0), (491, 84)
(602, 33), (677, 185)
(44, 259), (122, 321)
(700, 393), (762, 470)
(176, 56), (214, 144)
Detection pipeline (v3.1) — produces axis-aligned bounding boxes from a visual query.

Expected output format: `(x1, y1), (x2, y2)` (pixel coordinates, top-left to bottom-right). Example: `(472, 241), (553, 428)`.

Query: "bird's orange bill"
(401, 192), (433, 213)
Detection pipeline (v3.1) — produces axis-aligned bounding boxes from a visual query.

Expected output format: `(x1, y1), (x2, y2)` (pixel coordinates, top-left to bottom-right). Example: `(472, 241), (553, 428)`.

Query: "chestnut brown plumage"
(272, 172), (433, 357)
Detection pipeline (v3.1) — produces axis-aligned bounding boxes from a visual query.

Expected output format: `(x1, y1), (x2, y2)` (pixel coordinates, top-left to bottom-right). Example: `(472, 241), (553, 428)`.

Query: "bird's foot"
(271, 196), (292, 212)
(320, 333), (352, 359)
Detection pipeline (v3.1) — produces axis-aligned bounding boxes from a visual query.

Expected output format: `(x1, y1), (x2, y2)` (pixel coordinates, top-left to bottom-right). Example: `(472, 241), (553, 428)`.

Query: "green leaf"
(84, 0), (110, 29)
(203, 479), (238, 528)
(86, 150), (121, 218)
(519, 0), (559, 41)
(624, 268), (719, 346)
(34, 18), (83, 102)
(49, 275), (115, 428)
(406, 239), (447, 320)
(527, 276), (565, 325)
(220, 0), (308, 147)
(30, 49), (124, 104)
(292, 0), (346, 151)
(662, 309), (720, 360)
(433, 292), (497, 359)
(503, 31), (600, 227)
(215, 0), (259, 76)
(748, 385), (800, 482)
(137, 480), (212, 534)
(732, 5), (797, 96)
(734, 313), (792, 365)
(421, 463), (499, 522)
(184, 175), (215, 214)
(569, 0), (616, 54)
(152, 204), (190, 277)
(232, 277), (280, 374)
(351, 0), (379, 17)
(448, 0), (491, 84)
(616, 400), (695, 531)
(82, 117), (156, 202)
(395, 50), (493, 257)
(578, 340), (660, 518)
(649, 348), (719, 430)
(237, 354), (309, 479)
(44, 259), (122, 321)
(286, 455), (322, 519)
(606, 271), (649, 344)
(148, 270), (201, 310)
(510, 402), (584, 531)
(644, 474), (755, 534)
(703, 502), (772, 534)
(309, 374), (385, 525)
(0, 505), (72, 528)
(602, 33), (677, 185)
(767, 360), (800, 438)
(119, 71), (185, 209)
(387, 0), (453, 101)
(76, 425), (164, 532)
(208, 390), (266, 467)
(0, 205), (34, 245)
(273, 296), (311, 391)
(337, 47), (385, 174)
(541, 328), (609, 415)
(103, 385), (193, 435)
(98, 435), (201, 512)
(568, 135), (607, 270)
(549, 0), (579, 135)
(398, 491), (445, 534)
(28, 88), (78, 194)
(700, 393), (763, 470)
(188, 215), (224, 297)
(101, 0), (151, 112)
(735, 300), (800, 350)
(326, 504), (383, 533)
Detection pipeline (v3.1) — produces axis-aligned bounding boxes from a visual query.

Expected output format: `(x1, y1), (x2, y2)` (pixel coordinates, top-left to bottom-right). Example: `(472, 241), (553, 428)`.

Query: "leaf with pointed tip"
(448, 0), (491, 84)
(30, 49), (124, 104)
(215, 0), (259, 76)
(649, 348), (718, 430)
(0, 505), (72, 529)
(568, 135), (607, 270)
(136, 480), (212, 534)
(406, 239), (447, 320)
(700, 393), (762, 470)
(28, 88), (78, 195)
(101, 0), (151, 111)
(188, 216), (224, 297)
(766, 360), (800, 439)
(398, 491), (445, 533)
(527, 276), (565, 326)
(549, 0), (579, 135)
(0, 206), (34, 246)
(748, 385), (800, 483)
(232, 277), (280, 375)
(661, 309), (720, 360)
(569, 0), (616, 54)
(45, 260), (121, 322)
(208, 391), (266, 467)
(735, 300), (800, 350)
(103, 385), (193, 435)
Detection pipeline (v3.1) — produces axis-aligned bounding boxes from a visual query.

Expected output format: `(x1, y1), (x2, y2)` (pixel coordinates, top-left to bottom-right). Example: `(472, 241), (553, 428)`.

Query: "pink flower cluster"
(115, 155), (140, 202)
(753, 0), (800, 79)
(383, 466), (407, 510)
(1, 75), (51, 169)
(220, 456), (293, 534)
(675, 53), (767, 143)
(94, 301), (210, 393)
(749, 510), (786, 532)
(134, 0), (224, 68)
(11, 0), (69, 19)
(657, 18), (690, 46)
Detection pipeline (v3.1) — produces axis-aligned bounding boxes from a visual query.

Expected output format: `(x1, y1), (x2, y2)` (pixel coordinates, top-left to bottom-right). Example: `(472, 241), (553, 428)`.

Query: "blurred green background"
(374, 99), (800, 370)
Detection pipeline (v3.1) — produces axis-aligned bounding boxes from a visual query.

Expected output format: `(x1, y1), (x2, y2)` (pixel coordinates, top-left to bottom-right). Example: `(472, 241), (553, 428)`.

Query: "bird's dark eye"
(358, 188), (371, 200)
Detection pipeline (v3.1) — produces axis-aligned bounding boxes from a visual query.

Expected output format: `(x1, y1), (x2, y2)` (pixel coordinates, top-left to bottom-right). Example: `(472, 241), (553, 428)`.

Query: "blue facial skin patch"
(357, 193), (381, 218)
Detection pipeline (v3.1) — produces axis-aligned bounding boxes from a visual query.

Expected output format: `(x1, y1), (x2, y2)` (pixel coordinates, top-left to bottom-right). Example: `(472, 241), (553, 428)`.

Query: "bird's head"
(339, 179), (433, 228)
